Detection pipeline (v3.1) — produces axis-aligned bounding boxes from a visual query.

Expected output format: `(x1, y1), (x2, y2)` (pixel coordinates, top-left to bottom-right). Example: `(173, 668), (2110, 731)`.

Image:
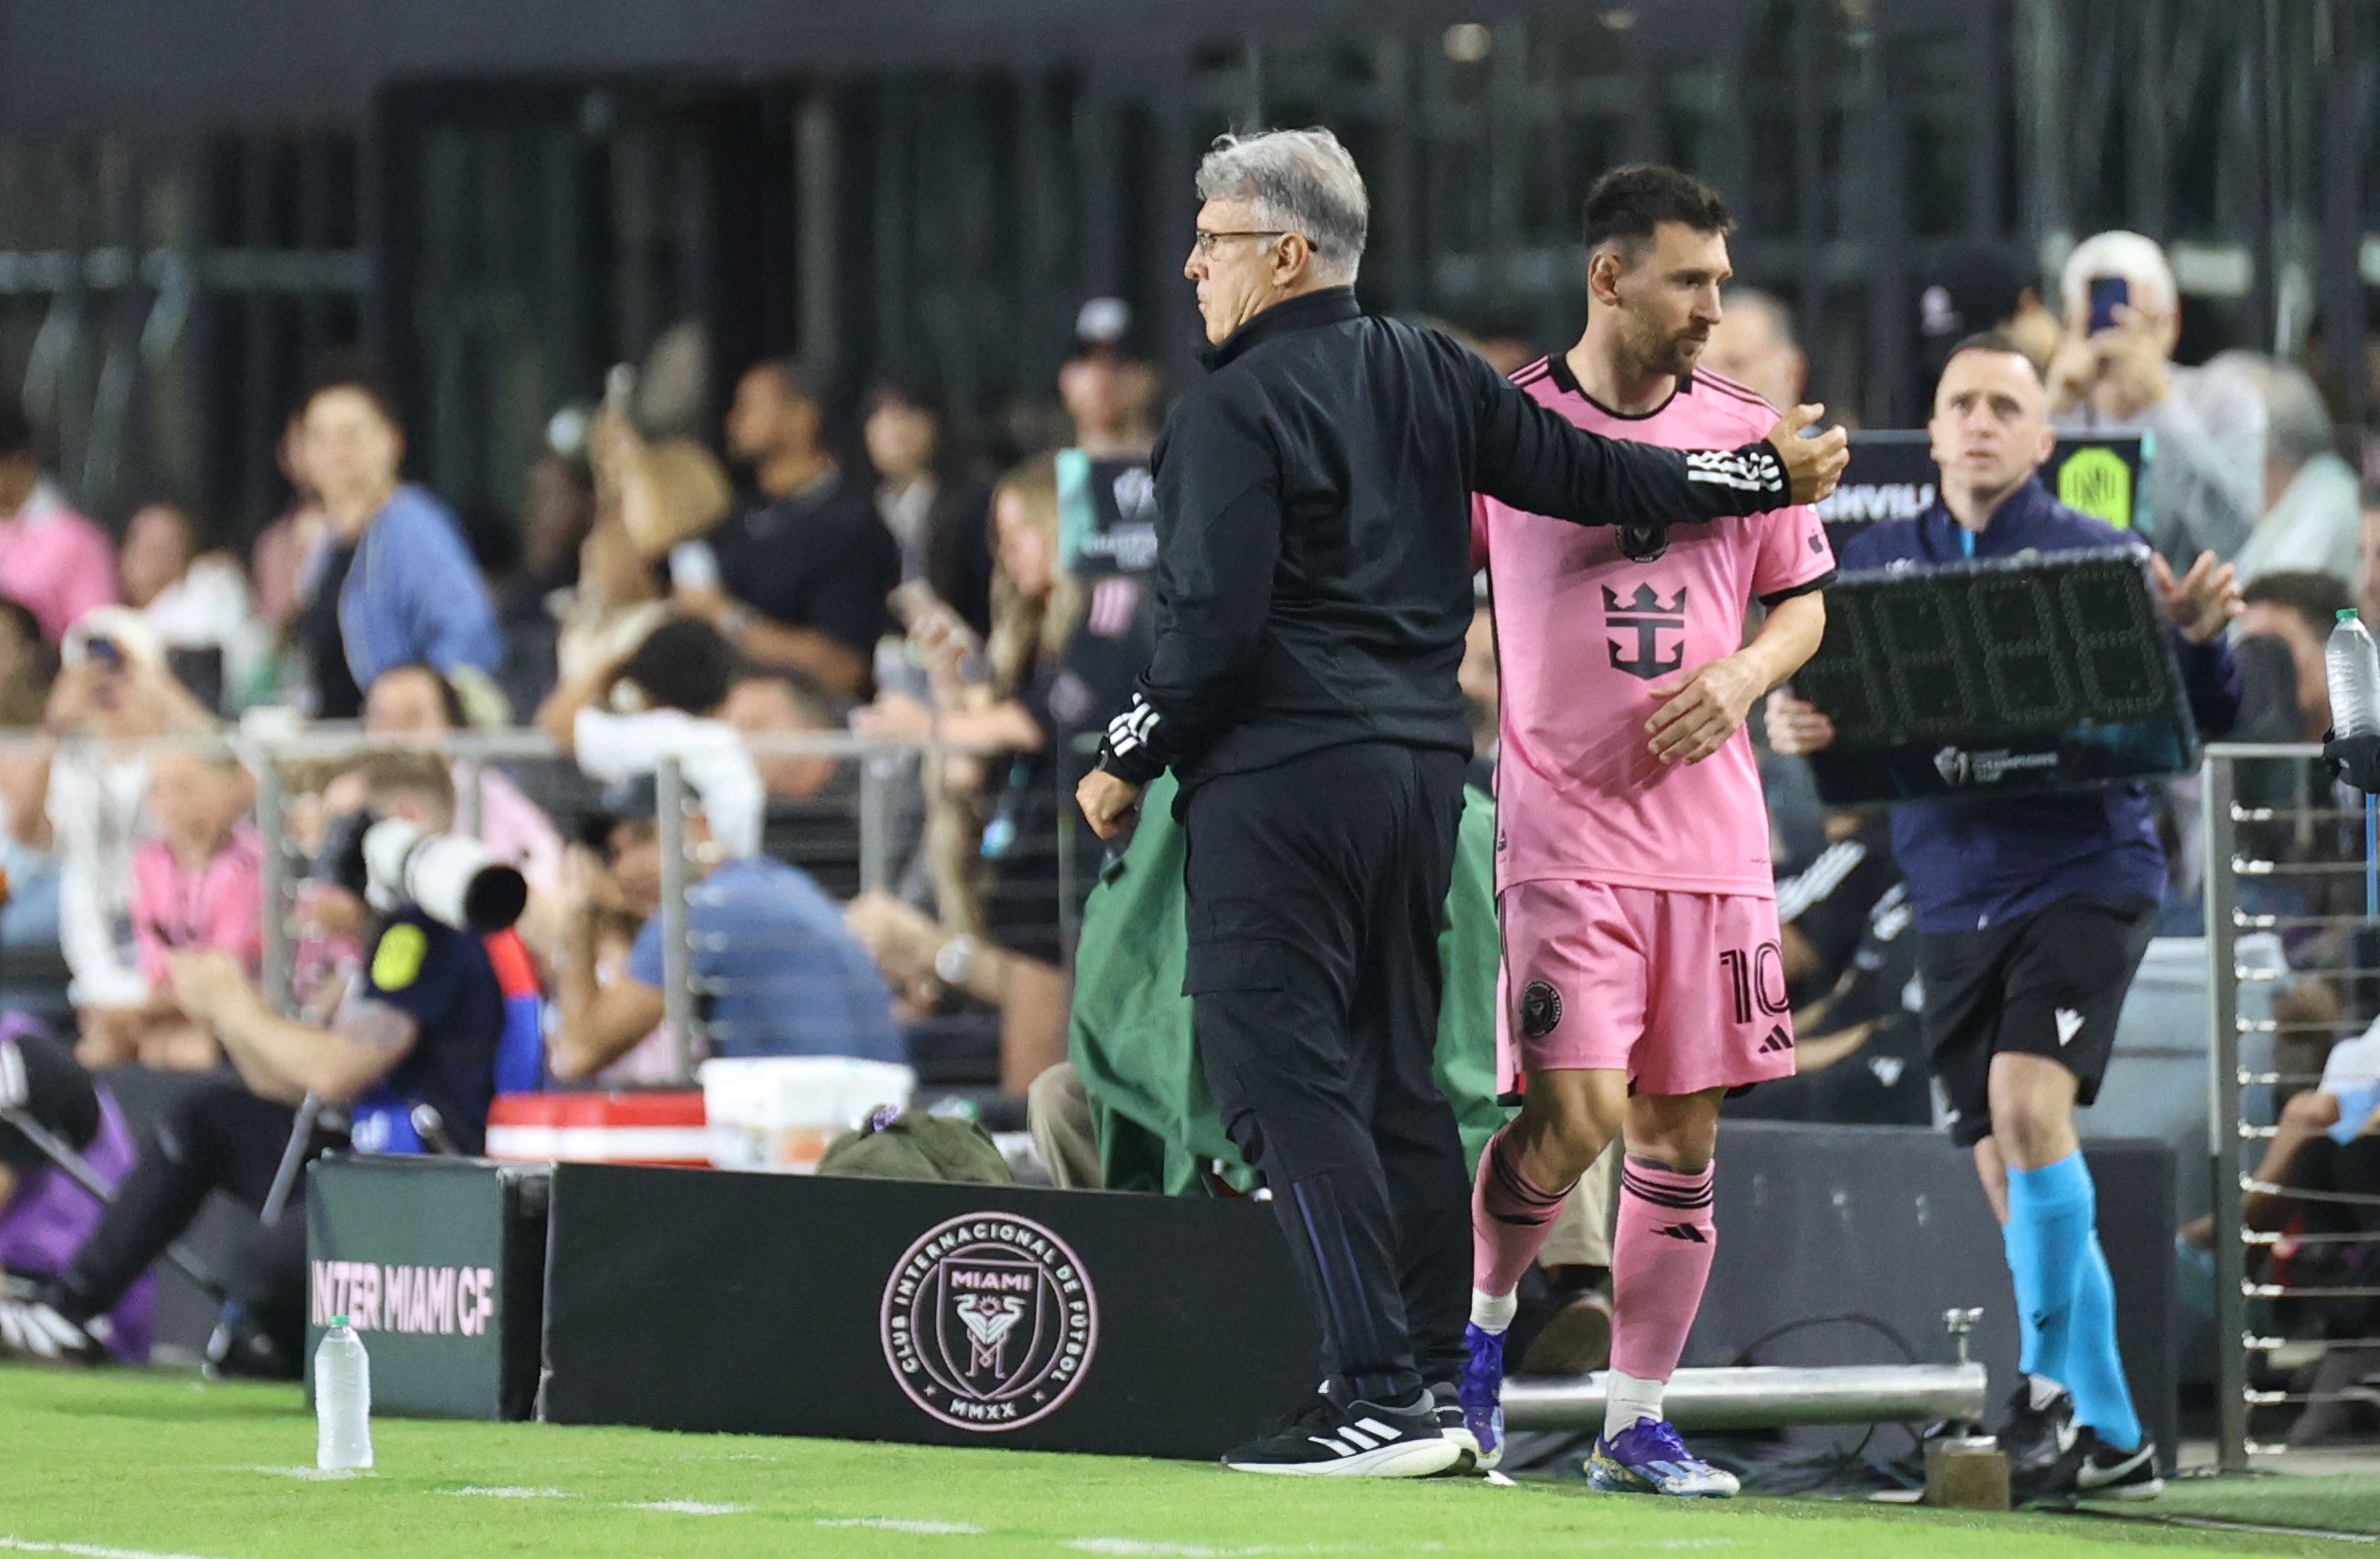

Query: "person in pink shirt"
(0, 400), (119, 644)
(115, 751), (264, 1071)
(1458, 167), (1835, 1496)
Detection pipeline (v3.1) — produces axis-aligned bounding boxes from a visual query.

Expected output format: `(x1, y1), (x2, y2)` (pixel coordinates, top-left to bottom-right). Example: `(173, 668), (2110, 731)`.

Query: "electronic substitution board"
(1795, 546), (2199, 805)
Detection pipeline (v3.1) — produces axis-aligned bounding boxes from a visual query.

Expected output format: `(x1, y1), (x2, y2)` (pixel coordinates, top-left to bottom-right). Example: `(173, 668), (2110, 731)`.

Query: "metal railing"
(2205, 743), (2380, 1468)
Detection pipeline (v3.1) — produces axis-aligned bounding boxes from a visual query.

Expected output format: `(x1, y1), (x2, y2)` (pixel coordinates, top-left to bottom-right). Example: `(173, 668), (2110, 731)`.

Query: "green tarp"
(1067, 774), (1509, 1195)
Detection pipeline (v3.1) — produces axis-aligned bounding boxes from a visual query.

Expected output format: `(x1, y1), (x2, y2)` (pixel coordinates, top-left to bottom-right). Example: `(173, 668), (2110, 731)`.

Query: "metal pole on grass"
(2205, 751), (2251, 1472)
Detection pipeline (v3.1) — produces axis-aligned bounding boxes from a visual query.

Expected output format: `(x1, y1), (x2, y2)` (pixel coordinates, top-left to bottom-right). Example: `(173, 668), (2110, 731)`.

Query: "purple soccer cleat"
(1587, 1417), (1741, 1497)
(1455, 1322), (1507, 1472)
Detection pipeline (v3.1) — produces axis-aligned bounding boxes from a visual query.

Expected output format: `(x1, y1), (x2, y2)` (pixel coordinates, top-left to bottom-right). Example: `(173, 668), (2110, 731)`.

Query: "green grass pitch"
(1, 1365), (2375, 1557)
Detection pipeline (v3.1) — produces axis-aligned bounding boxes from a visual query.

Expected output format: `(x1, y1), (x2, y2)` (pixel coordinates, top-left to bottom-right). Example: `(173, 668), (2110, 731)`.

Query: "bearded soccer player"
(1460, 166), (1834, 1496)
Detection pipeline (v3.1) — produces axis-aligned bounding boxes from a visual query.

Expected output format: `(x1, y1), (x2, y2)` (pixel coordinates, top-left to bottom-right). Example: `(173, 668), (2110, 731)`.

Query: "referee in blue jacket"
(1768, 333), (2242, 1503)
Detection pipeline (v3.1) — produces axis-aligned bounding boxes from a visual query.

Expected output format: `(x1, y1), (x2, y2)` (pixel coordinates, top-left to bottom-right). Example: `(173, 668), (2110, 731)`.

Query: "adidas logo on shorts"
(1758, 1024), (1793, 1054)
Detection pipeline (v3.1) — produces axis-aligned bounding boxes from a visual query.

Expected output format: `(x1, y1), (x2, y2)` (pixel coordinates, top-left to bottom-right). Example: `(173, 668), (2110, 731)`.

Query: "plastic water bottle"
(315, 1316), (374, 1471)
(2329, 610), (2380, 739)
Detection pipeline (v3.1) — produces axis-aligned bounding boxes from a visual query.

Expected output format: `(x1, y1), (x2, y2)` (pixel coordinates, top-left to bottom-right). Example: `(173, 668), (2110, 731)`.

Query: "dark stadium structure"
(0, 0), (2363, 548)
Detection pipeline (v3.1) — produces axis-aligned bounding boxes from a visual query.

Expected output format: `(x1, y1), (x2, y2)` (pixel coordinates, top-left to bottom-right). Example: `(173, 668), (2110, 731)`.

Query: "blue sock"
(2001, 1153), (2093, 1385)
(2066, 1231), (2144, 1451)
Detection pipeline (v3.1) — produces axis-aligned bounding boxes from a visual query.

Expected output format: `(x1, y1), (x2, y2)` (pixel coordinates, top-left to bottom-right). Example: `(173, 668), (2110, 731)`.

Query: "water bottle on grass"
(315, 1315), (374, 1471)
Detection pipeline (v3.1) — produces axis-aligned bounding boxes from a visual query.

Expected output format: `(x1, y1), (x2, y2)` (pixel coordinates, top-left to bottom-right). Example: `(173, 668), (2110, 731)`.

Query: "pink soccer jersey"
(1477, 355), (1835, 898)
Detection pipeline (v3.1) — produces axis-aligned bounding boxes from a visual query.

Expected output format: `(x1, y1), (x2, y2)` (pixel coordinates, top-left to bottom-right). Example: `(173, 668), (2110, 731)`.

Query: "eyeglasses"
(1192, 229), (1290, 257)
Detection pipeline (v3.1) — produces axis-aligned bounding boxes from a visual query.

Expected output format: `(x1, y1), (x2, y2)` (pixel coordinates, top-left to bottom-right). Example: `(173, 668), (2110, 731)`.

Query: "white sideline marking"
(446, 1486), (574, 1500)
(237, 1465), (365, 1481)
(817, 1519), (985, 1535)
(1067, 1545), (1297, 1557)
(626, 1502), (748, 1516)
(1, 1539), (232, 1559)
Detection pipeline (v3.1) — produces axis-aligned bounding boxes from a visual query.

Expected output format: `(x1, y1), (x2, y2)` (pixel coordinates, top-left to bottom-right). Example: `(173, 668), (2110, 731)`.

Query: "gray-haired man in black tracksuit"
(1077, 129), (1844, 1476)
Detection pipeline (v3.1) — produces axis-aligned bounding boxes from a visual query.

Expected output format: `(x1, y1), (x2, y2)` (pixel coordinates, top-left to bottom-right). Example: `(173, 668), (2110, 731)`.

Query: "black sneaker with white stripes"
(1222, 1386), (1460, 1478)
(0, 1288), (104, 1364)
(1428, 1381), (1483, 1474)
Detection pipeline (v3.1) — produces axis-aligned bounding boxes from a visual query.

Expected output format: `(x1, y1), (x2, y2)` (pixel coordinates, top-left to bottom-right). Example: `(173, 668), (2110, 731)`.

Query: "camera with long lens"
(314, 813), (528, 933)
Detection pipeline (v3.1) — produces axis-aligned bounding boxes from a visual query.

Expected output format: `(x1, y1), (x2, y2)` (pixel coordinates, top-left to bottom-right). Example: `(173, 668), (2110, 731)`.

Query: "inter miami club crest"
(1603, 583), (1688, 681)
(1521, 980), (1564, 1038)
(881, 1213), (1098, 1431)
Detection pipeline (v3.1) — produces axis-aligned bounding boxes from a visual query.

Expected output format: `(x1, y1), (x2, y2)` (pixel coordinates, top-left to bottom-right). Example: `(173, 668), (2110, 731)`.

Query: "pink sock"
(1472, 1127), (1572, 1302)
(1610, 1155), (1718, 1383)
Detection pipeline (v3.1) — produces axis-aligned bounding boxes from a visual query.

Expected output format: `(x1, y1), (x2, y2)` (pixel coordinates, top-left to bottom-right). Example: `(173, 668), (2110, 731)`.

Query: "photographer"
(0, 752), (520, 1371)
(1766, 333), (2242, 1500)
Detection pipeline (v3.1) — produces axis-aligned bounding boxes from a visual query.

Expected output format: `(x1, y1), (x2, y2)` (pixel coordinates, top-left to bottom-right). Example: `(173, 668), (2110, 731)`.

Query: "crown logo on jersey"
(1602, 584), (1687, 617)
(1603, 583), (1689, 681)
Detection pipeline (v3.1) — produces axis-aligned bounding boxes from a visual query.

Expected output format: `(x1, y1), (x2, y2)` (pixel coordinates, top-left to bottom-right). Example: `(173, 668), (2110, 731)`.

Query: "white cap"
(2060, 231), (2178, 320)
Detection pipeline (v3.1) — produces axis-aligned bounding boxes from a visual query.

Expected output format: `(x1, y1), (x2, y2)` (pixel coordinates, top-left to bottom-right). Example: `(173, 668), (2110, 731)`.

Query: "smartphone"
(2087, 275), (2129, 335)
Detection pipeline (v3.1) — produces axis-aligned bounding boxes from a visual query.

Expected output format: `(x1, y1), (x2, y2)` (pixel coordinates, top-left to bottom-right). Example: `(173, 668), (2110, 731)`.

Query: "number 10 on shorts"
(1719, 942), (1790, 1026)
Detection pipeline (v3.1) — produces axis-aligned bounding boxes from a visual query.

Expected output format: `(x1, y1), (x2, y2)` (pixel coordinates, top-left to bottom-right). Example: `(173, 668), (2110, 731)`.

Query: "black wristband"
(1096, 695), (1167, 785)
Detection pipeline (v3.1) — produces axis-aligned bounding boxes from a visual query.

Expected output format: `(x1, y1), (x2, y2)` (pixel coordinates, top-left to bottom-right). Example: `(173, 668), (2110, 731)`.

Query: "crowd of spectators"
(0, 295), (1176, 1112)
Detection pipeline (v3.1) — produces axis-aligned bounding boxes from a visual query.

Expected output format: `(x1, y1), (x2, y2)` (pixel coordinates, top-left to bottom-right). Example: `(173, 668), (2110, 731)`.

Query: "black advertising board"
(1796, 548), (2199, 805)
(1818, 431), (2149, 543)
(305, 1155), (550, 1420)
(538, 1165), (1319, 1458)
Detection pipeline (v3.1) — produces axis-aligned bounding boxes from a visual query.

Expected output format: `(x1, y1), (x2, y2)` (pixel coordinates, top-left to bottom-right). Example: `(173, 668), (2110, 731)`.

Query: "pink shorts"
(1497, 878), (1797, 1097)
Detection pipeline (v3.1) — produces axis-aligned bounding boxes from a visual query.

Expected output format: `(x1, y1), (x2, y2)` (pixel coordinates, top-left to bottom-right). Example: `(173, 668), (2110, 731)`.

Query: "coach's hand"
(1648, 655), (1765, 766)
(1763, 690), (1837, 757)
(2151, 549), (2243, 644)
(1077, 770), (1145, 841)
(1766, 405), (1849, 506)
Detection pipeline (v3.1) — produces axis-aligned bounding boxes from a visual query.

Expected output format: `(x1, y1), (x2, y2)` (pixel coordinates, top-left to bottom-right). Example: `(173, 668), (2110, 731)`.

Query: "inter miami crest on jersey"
(1603, 583), (1689, 681)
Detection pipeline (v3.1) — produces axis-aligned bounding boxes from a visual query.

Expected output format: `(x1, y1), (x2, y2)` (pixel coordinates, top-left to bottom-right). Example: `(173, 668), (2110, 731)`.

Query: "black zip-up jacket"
(1095, 287), (1793, 787)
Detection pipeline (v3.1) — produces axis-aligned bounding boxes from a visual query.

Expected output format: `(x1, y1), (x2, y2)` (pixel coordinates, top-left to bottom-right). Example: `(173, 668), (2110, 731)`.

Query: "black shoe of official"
(1223, 1385), (1461, 1478)
(2072, 1430), (2163, 1501)
(204, 1309), (302, 1381)
(2009, 1431), (2086, 1507)
(1995, 1373), (2076, 1477)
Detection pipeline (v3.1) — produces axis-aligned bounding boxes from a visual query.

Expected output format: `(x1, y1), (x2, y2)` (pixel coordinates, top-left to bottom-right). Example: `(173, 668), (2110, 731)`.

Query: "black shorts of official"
(1916, 894), (2157, 1148)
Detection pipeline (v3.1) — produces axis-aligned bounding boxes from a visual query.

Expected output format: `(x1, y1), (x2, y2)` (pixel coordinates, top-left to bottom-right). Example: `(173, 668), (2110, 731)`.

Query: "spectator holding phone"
(2047, 231), (2263, 568)
(853, 458), (1079, 961)
(43, 611), (220, 1064)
